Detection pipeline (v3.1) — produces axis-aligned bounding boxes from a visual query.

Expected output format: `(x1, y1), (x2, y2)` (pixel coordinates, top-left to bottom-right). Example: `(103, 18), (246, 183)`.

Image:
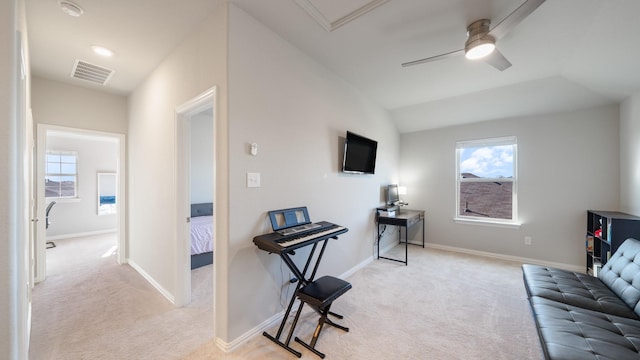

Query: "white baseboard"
(46, 228), (117, 241)
(214, 309), (287, 352)
(127, 260), (175, 304)
(340, 255), (373, 279)
(425, 243), (584, 273)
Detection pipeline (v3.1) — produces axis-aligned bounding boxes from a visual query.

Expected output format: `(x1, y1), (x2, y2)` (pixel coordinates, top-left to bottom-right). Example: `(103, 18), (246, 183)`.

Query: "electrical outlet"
(524, 236), (532, 245)
(282, 277), (298, 289)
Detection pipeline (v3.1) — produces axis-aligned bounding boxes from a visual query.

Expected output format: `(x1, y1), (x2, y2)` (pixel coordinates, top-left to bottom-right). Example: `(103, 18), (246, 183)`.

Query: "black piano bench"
(294, 275), (351, 358)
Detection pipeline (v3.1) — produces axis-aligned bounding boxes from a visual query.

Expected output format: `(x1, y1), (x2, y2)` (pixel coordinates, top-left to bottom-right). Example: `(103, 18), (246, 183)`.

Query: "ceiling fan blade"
(483, 48), (512, 71)
(401, 49), (464, 67)
(488, 0), (545, 40)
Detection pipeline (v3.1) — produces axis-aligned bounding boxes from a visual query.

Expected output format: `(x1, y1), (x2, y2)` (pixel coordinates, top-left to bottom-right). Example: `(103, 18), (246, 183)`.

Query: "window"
(45, 151), (78, 198)
(455, 136), (518, 225)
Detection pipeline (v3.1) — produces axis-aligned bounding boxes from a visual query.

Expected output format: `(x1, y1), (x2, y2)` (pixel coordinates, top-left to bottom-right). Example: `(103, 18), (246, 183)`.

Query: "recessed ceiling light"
(91, 46), (114, 57)
(59, 1), (84, 17)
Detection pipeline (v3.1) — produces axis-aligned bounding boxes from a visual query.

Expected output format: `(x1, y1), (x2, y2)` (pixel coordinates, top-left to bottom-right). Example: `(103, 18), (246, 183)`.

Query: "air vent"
(70, 60), (114, 85)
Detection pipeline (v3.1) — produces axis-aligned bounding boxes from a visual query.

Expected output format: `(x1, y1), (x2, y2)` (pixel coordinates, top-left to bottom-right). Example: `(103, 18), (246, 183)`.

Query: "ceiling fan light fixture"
(402, 0), (546, 70)
(465, 38), (496, 60)
(464, 18), (495, 60)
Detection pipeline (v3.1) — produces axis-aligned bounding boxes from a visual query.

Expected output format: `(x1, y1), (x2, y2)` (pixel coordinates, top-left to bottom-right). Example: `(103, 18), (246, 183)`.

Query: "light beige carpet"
(30, 236), (543, 359)
(30, 234), (213, 360)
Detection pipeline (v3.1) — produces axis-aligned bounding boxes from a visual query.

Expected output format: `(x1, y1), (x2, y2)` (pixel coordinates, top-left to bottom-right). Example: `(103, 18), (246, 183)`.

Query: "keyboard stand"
(254, 220), (350, 357)
(261, 238), (331, 358)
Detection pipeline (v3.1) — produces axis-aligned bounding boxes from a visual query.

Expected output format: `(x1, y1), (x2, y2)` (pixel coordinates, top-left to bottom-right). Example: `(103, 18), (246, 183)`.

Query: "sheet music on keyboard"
(277, 222), (321, 236)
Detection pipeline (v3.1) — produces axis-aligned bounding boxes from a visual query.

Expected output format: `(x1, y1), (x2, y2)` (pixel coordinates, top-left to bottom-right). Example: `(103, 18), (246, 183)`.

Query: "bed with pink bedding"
(190, 203), (213, 269)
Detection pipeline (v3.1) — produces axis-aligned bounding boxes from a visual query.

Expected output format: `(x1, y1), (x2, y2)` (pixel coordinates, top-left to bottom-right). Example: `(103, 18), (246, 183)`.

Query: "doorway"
(175, 87), (217, 322)
(35, 124), (125, 282)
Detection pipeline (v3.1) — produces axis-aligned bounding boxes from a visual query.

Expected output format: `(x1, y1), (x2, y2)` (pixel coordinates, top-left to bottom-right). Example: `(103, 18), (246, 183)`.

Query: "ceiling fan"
(401, 0), (546, 71)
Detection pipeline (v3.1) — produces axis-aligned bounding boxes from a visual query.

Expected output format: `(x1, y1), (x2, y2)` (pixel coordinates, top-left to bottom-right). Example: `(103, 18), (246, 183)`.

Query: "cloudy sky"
(459, 145), (514, 178)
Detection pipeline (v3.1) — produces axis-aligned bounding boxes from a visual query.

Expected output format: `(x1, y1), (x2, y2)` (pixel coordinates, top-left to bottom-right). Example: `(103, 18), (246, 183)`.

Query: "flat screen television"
(342, 131), (377, 174)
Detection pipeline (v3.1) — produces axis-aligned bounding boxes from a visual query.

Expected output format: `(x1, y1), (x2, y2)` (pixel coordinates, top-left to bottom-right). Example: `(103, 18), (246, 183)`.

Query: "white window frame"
(455, 136), (519, 227)
(45, 150), (79, 200)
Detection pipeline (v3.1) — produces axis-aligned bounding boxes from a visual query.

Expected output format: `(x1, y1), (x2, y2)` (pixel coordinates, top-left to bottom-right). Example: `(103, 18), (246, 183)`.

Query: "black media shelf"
(586, 210), (640, 275)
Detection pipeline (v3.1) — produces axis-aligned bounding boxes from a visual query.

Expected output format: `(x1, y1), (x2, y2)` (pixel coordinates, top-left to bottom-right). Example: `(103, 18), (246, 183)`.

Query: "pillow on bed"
(191, 203), (213, 217)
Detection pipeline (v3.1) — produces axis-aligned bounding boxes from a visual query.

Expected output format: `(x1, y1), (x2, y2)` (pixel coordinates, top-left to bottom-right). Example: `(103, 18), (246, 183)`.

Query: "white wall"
(620, 92), (640, 216)
(45, 135), (118, 238)
(400, 104), (620, 267)
(31, 77), (128, 135)
(127, 2), (399, 345)
(0, 1), (16, 355)
(127, 1), (229, 338)
(1, 0), (30, 358)
(190, 112), (213, 204)
(226, 5), (399, 340)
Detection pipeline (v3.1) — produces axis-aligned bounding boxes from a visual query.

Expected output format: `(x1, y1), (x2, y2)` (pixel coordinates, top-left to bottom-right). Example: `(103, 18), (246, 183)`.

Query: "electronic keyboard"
(253, 221), (348, 254)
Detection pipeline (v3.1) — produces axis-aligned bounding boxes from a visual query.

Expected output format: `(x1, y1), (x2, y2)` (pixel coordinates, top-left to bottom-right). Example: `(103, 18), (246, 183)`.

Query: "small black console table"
(375, 207), (425, 265)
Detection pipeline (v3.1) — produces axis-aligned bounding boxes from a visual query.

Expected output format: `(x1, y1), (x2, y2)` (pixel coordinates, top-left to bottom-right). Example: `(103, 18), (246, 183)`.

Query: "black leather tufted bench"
(530, 296), (640, 359)
(523, 238), (640, 359)
(294, 276), (351, 358)
(522, 264), (639, 319)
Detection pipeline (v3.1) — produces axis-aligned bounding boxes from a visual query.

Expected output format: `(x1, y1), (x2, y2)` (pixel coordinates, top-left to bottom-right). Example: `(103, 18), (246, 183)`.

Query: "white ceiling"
(26, 0), (224, 95)
(25, 0), (640, 133)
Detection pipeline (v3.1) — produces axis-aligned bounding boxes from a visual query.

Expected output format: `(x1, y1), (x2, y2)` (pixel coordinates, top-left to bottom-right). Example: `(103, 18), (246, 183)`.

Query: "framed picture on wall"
(97, 172), (116, 215)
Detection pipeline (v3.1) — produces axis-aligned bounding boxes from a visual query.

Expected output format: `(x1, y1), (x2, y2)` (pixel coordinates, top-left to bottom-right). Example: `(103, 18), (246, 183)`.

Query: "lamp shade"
(465, 38), (495, 59)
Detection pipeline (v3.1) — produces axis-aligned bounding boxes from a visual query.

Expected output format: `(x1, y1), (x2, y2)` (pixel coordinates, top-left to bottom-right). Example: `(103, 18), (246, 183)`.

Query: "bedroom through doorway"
(175, 87), (216, 339)
(35, 125), (126, 283)
(188, 108), (215, 285)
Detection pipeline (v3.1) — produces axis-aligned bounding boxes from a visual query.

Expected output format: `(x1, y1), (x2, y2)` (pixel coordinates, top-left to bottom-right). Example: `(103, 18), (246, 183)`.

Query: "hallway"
(29, 233), (214, 359)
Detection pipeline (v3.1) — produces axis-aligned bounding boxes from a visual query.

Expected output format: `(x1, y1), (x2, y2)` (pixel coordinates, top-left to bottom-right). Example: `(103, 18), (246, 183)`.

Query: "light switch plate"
(247, 172), (260, 188)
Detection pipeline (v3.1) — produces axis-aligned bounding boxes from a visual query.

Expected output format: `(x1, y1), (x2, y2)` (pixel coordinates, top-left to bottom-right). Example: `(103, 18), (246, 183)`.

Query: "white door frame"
(17, 30), (32, 357)
(174, 86), (216, 316)
(35, 124), (126, 282)
(25, 107), (34, 344)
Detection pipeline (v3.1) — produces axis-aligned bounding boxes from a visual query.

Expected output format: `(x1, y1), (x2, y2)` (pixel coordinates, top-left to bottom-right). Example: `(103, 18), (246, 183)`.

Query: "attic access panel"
(295, 0), (389, 31)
